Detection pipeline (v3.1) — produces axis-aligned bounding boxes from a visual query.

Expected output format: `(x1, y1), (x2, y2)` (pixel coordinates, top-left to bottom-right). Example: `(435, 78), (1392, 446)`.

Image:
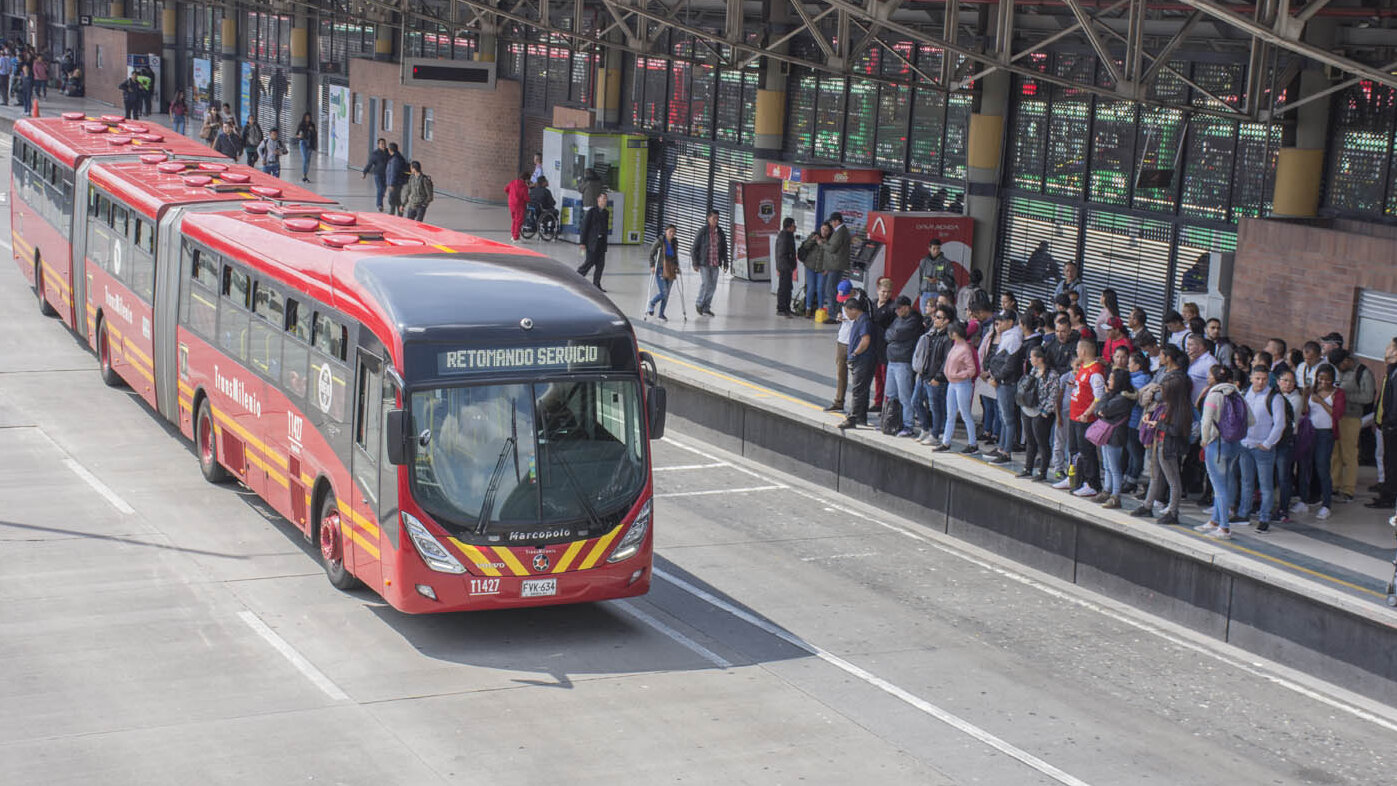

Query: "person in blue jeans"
(933, 321), (979, 453)
(1238, 365), (1287, 532)
(1197, 365), (1250, 539)
(798, 223), (830, 318)
(1093, 368), (1137, 507)
(914, 304), (954, 445)
(1306, 365), (1345, 521)
(646, 224), (679, 321)
(882, 296), (921, 437)
(361, 137), (390, 211)
(294, 112), (317, 183)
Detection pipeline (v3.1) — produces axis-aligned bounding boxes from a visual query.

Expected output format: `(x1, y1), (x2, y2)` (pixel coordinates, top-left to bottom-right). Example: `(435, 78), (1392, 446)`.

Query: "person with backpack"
(956, 268), (986, 319)
(1329, 349), (1374, 504)
(242, 115), (265, 168)
(403, 161), (434, 222)
(1133, 371), (1193, 525)
(1124, 351), (1154, 494)
(985, 309), (1025, 465)
(385, 143), (409, 216)
(1195, 365), (1253, 540)
(774, 218), (797, 317)
(1238, 365), (1289, 532)
(799, 223), (831, 320)
(1090, 368), (1138, 509)
(257, 127), (288, 177)
(1274, 370), (1305, 523)
(1016, 346), (1061, 481)
(294, 111), (318, 183)
(119, 73), (142, 119)
(916, 238), (956, 311)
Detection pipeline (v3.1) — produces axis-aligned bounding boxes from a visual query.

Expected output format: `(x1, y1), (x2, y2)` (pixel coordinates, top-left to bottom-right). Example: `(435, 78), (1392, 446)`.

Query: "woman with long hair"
(1305, 364), (1345, 521)
(1093, 367), (1137, 508)
(1095, 287), (1121, 343)
(294, 111), (318, 182)
(1134, 371), (1194, 525)
(646, 224), (680, 321)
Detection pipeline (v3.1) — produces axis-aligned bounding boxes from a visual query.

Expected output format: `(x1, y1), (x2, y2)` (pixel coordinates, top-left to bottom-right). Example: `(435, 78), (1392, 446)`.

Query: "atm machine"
(541, 128), (648, 244)
(762, 163), (882, 297)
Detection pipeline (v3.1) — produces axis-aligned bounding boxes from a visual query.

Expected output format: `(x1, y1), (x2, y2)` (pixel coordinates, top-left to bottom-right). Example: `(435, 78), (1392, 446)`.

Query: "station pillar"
(64, 0), (78, 54)
(593, 45), (623, 128)
(289, 13), (309, 122)
(25, 0), (42, 50)
(475, 24), (496, 62)
(162, 5), (177, 109)
(966, 69), (1009, 285)
(219, 11), (237, 110)
(1271, 23), (1335, 218)
(110, 0), (123, 18)
(374, 22), (395, 62)
(754, 61), (785, 154)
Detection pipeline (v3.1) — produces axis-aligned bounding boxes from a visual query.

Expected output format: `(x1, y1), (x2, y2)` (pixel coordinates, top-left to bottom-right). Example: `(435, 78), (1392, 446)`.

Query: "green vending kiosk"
(542, 128), (648, 244)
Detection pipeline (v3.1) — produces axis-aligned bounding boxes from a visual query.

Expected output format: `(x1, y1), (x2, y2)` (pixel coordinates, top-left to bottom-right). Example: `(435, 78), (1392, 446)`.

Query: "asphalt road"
(1, 137), (1395, 785)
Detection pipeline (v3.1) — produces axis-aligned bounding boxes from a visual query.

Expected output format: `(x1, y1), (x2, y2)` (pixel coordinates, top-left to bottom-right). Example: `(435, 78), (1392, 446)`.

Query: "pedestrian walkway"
(7, 93), (1394, 608)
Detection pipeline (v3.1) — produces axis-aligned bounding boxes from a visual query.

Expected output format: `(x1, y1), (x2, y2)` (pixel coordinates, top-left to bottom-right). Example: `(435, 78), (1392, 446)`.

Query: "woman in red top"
(504, 172), (531, 241)
(1102, 317), (1134, 367)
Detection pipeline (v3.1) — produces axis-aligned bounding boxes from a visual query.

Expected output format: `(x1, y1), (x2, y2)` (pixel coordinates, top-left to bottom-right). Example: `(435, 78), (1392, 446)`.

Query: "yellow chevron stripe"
(449, 539), (502, 577)
(178, 380), (194, 396)
(492, 546), (529, 577)
(299, 472), (313, 487)
(211, 406), (290, 470)
(337, 501), (381, 539)
(123, 356), (154, 384)
(42, 262), (71, 293)
(122, 336), (153, 368)
(433, 244), (456, 253)
(579, 525), (623, 570)
(551, 540), (586, 574)
(245, 451), (288, 488)
(348, 527), (380, 559)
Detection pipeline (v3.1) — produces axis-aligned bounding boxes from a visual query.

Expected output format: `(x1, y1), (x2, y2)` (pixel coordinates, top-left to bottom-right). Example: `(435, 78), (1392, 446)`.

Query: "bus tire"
(96, 318), (123, 388)
(196, 398), (231, 484)
(318, 492), (361, 590)
(35, 260), (56, 317)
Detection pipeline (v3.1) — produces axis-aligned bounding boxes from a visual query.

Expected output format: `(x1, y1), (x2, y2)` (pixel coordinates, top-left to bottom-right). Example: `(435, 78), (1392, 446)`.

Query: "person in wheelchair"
(528, 176), (556, 219)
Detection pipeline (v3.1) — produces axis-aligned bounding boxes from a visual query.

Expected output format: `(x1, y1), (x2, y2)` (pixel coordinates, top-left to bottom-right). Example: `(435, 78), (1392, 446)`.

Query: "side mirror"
(385, 409), (411, 465)
(647, 385), (667, 440)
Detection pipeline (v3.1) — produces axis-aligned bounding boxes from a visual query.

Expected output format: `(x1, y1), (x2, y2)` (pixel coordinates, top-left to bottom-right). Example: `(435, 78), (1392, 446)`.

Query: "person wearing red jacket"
(504, 172), (530, 241)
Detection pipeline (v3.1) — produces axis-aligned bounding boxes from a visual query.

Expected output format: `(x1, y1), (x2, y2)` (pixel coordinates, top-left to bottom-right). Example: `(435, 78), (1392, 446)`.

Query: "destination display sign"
(436, 344), (611, 376)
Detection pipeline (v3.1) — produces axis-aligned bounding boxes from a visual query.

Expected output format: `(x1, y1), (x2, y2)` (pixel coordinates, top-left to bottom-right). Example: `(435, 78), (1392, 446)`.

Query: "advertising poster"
(240, 62), (254, 126)
(328, 85), (350, 164)
(731, 182), (781, 281)
(818, 186), (879, 235)
(192, 58), (211, 120)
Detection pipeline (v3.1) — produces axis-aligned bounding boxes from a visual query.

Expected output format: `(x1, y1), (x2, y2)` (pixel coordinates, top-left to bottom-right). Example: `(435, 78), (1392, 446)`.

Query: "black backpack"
(1268, 388), (1295, 446)
(880, 399), (904, 435)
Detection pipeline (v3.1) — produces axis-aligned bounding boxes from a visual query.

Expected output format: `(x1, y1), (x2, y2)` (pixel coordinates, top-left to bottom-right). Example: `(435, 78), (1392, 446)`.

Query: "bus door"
(153, 208), (187, 425)
(350, 349), (386, 587)
(71, 160), (94, 342)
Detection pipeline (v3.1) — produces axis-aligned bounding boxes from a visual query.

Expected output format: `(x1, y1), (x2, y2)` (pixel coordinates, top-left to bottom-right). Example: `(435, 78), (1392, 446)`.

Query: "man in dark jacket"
(775, 217), (797, 317)
(1369, 338), (1397, 508)
(690, 209), (728, 317)
(986, 310), (1025, 464)
(575, 192), (610, 289)
(361, 138), (390, 211)
(212, 121), (242, 159)
(912, 304), (954, 444)
(1041, 313), (1079, 474)
(579, 169), (605, 208)
(883, 296), (922, 437)
(916, 238), (956, 311)
(385, 143), (409, 216)
(822, 212), (851, 313)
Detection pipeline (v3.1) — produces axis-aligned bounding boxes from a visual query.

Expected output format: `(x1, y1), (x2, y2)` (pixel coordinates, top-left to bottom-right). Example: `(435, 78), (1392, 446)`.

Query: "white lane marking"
(660, 434), (1397, 734)
(615, 601), (733, 669)
(62, 457), (135, 515)
(662, 436), (769, 481)
(655, 484), (785, 499)
(653, 462), (729, 472)
(238, 610), (350, 702)
(774, 484), (1397, 735)
(656, 567), (1094, 786)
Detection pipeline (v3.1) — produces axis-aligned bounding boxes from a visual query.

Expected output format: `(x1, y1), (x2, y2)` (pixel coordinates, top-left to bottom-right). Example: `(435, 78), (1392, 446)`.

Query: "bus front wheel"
(318, 493), (361, 590)
(196, 399), (231, 484)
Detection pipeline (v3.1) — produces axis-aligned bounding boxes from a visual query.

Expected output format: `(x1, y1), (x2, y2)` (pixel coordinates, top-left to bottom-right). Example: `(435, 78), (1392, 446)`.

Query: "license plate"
(520, 578), (557, 598)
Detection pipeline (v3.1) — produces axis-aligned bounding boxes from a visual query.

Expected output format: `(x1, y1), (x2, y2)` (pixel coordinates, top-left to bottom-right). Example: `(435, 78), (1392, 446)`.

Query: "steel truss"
(347, 0), (1397, 120)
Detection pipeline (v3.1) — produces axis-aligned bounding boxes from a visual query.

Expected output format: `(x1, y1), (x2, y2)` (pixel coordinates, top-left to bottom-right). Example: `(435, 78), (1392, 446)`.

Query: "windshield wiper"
(549, 446), (604, 535)
(475, 437), (516, 535)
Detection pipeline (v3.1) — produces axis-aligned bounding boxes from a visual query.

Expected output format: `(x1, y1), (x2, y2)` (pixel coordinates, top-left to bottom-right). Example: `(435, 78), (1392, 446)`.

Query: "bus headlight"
(401, 511), (466, 574)
(607, 500), (651, 563)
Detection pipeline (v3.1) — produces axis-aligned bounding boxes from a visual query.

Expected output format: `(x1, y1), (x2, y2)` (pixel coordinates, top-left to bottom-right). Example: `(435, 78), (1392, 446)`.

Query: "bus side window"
(354, 359), (382, 455)
(182, 243), (218, 338)
(130, 220), (155, 301)
(282, 298), (310, 399)
(311, 313), (348, 421)
(218, 264), (251, 361)
(249, 282), (284, 380)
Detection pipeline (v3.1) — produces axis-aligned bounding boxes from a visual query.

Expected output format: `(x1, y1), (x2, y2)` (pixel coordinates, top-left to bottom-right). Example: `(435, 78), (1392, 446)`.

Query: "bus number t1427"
(469, 578), (501, 596)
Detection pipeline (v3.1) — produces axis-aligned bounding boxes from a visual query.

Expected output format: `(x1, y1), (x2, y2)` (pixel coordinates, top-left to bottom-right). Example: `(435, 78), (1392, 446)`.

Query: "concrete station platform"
(7, 95), (1397, 700)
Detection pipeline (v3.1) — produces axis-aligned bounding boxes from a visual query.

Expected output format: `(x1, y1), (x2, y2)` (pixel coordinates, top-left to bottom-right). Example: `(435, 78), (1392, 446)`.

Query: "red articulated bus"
(11, 113), (231, 337)
(12, 119), (667, 613)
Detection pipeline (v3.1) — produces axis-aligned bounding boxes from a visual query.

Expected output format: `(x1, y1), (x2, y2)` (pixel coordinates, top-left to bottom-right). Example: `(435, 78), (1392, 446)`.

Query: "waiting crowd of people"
(824, 256), (1397, 540)
(0, 43), (70, 110)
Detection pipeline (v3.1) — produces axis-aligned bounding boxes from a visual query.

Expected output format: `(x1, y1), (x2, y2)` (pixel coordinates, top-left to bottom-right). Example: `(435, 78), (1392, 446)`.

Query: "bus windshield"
(409, 379), (646, 537)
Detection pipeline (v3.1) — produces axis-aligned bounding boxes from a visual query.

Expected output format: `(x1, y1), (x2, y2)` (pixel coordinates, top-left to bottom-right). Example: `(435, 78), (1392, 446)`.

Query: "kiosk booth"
(864, 212), (975, 307)
(541, 128), (648, 244)
(763, 163), (882, 297)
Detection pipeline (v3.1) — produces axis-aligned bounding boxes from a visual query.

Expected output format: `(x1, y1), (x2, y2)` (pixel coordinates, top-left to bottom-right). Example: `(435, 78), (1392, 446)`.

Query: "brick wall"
(348, 59), (521, 203)
(1231, 216), (1397, 367)
(83, 28), (161, 110)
